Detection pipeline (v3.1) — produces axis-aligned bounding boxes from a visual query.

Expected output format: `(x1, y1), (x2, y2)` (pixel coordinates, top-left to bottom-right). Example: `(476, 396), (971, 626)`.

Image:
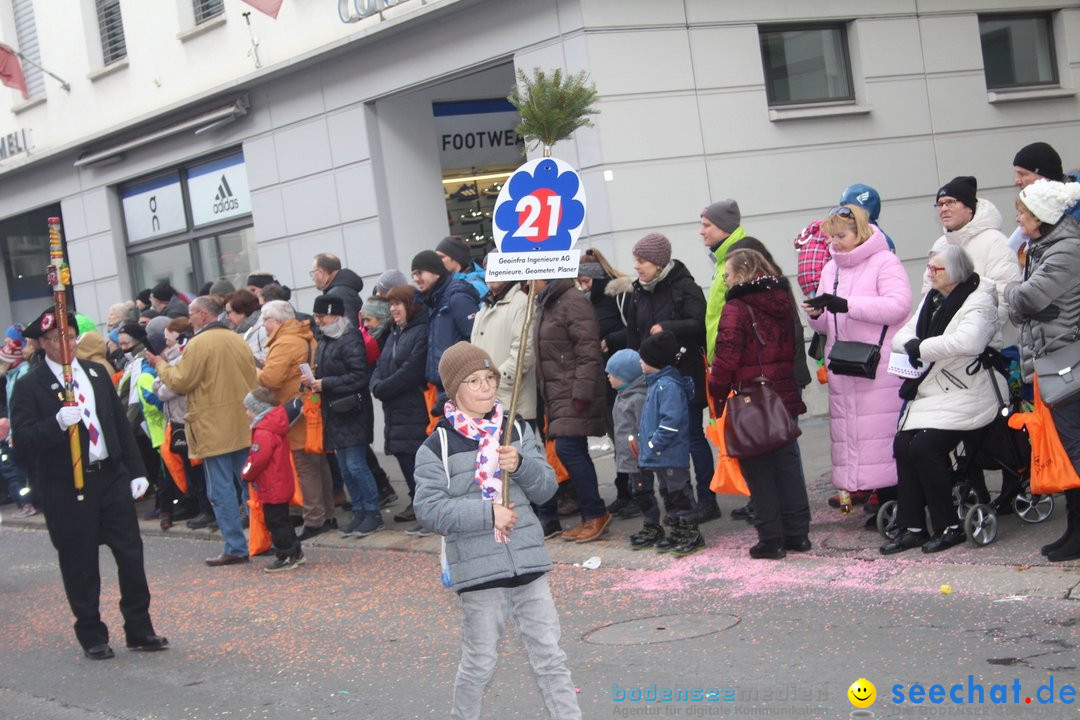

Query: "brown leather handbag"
(724, 307), (801, 459)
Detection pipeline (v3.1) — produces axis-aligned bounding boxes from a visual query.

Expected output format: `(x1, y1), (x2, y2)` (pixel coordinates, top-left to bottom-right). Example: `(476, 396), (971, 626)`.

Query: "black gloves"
(904, 339), (923, 368)
(822, 294), (848, 314)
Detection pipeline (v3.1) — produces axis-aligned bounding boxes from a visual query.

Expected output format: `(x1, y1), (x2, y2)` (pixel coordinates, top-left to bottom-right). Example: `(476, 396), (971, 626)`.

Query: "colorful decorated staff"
(46, 216), (84, 499)
(492, 68), (598, 504)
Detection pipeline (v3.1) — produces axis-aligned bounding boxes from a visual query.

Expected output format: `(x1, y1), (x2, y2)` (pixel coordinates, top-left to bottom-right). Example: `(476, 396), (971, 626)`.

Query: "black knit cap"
(151, 281), (176, 302)
(312, 294), (345, 316)
(936, 176), (978, 213)
(639, 330), (680, 369)
(22, 306), (78, 339)
(412, 250), (448, 277)
(435, 236), (472, 270)
(118, 321), (147, 345)
(1013, 142), (1064, 182)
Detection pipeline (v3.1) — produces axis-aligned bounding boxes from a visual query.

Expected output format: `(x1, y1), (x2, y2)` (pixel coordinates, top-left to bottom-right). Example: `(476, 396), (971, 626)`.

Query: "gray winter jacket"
(413, 418), (556, 592)
(611, 375), (647, 475)
(1004, 216), (1080, 382)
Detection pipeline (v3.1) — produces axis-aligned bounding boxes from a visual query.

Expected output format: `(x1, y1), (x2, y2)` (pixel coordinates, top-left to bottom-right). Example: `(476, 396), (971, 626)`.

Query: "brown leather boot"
(574, 513), (612, 543)
(561, 522), (588, 541)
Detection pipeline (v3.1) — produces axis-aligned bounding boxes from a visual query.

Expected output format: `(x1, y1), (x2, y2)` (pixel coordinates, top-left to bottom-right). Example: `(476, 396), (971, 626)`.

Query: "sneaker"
(296, 523), (328, 542)
(542, 520), (563, 539)
(264, 553), (307, 573)
(670, 526), (705, 556)
(629, 523), (664, 550)
(340, 512), (366, 537)
(481, 181), (503, 197)
(354, 512), (386, 537)
(379, 488), (399, 509)
(405, 522), (432, 537)
(449, 184), (478, 201)
(12, 503), (37, 518)
(394, 504), (416, 523)
(828, 491), (871, 509)
(186, 512), (215, 529)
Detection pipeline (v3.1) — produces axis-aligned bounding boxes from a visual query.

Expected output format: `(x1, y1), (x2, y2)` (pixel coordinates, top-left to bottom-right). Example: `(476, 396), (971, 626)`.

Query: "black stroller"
(877, 348), (1054, 545)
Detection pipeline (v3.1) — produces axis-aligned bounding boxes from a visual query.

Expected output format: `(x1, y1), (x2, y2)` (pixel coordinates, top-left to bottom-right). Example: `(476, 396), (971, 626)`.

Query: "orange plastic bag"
(303, 392), (325, 454)
(246, 486), (272, 557)
(287, 450), (304, 508)
(160, 423), (188, 494)
(704, 392), (750, 496)
(424, 383), (440, 435)
(540, 415), (571, 484)
(1008, 378), (1080, 494)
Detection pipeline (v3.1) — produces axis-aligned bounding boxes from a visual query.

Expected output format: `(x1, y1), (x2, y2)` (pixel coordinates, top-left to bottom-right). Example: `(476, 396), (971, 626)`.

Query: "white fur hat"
(1019, 179), (1080, 225)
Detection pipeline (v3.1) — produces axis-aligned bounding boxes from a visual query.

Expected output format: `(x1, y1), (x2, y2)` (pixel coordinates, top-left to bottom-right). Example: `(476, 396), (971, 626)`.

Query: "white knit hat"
(1019, 179), (1080, 225)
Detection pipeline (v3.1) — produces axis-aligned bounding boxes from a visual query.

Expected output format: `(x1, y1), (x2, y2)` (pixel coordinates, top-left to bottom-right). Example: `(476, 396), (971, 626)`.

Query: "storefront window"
(196, 226), (257, 291)
(0, 203), (62, 301)
(130, 243), (195, 297)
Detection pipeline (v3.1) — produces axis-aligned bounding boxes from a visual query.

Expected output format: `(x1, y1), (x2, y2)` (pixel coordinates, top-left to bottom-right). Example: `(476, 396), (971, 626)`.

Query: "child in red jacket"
(243, 386), (305, 573)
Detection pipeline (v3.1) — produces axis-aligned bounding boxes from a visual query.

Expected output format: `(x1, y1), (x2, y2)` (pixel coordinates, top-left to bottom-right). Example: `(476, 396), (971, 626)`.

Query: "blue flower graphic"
(495, 159), (585, 252)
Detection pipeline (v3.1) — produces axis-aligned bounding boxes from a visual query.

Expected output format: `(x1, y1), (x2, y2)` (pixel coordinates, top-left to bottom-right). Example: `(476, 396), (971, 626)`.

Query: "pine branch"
(508, 67), (600, 152)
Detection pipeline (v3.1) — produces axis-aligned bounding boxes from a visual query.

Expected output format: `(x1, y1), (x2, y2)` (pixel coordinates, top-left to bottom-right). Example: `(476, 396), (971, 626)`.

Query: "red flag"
(0, 44), (29, 101)
(240, 0), (283, 18)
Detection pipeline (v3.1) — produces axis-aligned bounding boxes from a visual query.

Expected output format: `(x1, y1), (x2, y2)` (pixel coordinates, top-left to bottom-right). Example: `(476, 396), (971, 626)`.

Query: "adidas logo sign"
(212, 175), (240, 214)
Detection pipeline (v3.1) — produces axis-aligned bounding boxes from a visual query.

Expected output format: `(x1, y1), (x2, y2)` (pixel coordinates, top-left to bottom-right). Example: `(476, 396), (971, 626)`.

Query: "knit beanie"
(210, 278), (237, 296)
(702, 199), (741, 233)
(244, 385), (276, 416)
(0, 338), (23, 367)
(375, 269), (409, 295)
(438, 341), (495, 401)
(119, 321), (147, 345)
(363, 296), (390, 321)
(412, 250), (448, 277)
(312, 294), (345, 316)
(1013, 142), (1065, 182)
(639, 330), (680, 369)
(936, 176), (978, 213)
(151, 281), (176, 303)
(632, 233), (672, 268)
(144, 316), (169, 355)
(5, 323), (24, 343)
(605, 348), (643, 383)
(577, 254), (608, 279)
(1018, 180), (1080, 225)
(436, 236), (472, 270)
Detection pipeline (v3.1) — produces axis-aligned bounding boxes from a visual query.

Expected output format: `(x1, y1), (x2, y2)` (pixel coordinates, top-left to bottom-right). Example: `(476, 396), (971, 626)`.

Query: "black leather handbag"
(827, 326), (887, 379)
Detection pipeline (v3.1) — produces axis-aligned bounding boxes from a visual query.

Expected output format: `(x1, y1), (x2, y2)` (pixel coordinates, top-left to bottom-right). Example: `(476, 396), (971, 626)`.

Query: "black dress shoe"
(205, 553), (250, 567)
(84, 643), (115, 660)
(784, 536), (812, 552)
(731, 502), (754, 520)
(921, 527), (966, 554)
(880, 530), (928, 555)
(127, 635), (169, 651)
(749, 541), (786, 559)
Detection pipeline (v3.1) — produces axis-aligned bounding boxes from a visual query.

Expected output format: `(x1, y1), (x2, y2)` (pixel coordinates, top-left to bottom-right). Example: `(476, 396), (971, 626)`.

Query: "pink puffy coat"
(808, 228), (912, 492)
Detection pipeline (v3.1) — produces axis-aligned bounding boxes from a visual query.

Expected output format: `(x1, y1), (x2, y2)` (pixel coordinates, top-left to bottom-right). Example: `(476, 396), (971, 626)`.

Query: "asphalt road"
(2, 417), (1079, 719)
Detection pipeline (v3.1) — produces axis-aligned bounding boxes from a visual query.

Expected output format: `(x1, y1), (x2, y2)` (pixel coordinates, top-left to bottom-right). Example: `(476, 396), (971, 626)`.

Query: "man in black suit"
(10, 307), (168, 660)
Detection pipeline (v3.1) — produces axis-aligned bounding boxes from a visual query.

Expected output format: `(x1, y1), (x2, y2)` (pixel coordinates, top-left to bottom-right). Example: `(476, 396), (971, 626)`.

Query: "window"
(12, 0), (44, 98)
(759, 24), (853, 106)
(0, 203), (62, 302)
(193, 0), (224, 24)
(979, 13), (1057, 90)
(95, 0), (126, 65)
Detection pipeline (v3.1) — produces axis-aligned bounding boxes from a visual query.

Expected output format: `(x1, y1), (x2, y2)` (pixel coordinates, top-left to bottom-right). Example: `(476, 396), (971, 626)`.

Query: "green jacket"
(705, 225), (746, 363)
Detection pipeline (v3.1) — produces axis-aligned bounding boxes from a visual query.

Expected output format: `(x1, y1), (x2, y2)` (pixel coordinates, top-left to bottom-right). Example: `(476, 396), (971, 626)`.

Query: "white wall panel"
(584, 30), (695, 96)
(590, 95), (704, 164)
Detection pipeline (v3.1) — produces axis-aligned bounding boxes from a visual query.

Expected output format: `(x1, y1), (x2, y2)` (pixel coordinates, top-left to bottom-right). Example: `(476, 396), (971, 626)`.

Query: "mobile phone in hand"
(805, 293), (836, 309)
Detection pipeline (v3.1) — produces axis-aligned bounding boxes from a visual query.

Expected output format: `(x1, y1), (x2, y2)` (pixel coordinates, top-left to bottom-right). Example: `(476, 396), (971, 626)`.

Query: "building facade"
(1, 0), (1078, 410)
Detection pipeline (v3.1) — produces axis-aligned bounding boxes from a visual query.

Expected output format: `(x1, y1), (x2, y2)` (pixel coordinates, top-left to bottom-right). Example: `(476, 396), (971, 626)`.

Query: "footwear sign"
(486, 157), (585, 282)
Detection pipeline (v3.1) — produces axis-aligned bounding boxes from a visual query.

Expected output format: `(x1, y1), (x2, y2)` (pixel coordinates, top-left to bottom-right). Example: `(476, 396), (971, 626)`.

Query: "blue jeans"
(453, 575), (581, 720)
(335, 445), (379, 513)
(553, 436), (605, 520)
(689, 401), (716, 505)
(203, 449), (249, 557)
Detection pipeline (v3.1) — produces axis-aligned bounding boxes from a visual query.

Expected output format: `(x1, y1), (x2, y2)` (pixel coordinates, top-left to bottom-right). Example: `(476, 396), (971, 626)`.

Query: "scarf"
(444, 398), (508, 543)
(638, 260), (676, 293)
(899, 273), (980, 401)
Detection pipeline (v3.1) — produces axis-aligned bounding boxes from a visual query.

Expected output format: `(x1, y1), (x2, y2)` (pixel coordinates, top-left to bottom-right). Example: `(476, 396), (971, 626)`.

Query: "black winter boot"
(1042, 489), (1078, 556)
(671, 524), (705, 556)
(1046, 490), (1080, 562)
(629, 523), (664, 550)
(655, 520), (686, 553)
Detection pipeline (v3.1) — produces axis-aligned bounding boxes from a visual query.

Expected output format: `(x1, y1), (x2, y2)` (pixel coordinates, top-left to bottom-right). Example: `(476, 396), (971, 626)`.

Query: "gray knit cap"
(376, 269), (409, 296)
(244, 385), (276, 416)
(702, 199), (741, 233)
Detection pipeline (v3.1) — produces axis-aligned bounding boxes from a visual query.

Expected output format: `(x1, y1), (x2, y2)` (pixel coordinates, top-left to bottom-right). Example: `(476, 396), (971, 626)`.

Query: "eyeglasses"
(308, 269), (319, 278)
(42, 332), (76, 343)
(926, 264), (946, 275)
(463, 372), (498, 392)
(933, 198), (960, 210)
(828, 206), (855, 219)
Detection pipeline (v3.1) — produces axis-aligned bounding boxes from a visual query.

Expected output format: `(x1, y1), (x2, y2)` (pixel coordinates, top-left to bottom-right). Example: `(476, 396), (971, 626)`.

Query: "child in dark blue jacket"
(638, 331), (703, 556)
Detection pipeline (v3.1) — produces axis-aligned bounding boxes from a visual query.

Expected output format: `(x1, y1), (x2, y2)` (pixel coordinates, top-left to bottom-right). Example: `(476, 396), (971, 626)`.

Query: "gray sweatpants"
(452, 574), (582, 720)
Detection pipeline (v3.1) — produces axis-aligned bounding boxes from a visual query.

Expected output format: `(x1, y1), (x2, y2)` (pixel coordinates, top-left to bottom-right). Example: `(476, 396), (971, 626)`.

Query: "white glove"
(130, 477), (149, 499)
(56, 406), (83, 430)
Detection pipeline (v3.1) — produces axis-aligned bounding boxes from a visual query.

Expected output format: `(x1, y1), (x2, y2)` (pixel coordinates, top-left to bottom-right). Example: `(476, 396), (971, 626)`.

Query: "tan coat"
(155, 324), (256, 459)
(76, 331), (116, 377)
(257, 318), (314, 451)
(470, 283), (537, 420)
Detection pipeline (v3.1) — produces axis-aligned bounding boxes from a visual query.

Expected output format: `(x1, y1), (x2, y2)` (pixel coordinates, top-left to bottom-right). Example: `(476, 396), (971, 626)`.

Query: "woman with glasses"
(413, 341), (581, 720)
(882, 245), (1004, 554)
(804, 204), (912, 518)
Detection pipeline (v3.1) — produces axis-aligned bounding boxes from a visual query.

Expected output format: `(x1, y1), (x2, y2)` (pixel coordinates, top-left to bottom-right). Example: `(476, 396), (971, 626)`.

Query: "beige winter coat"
(470, 283), (537, 420)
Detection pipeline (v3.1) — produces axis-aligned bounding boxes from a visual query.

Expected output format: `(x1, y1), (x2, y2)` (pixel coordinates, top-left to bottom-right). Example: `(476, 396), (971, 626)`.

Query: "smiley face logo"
(848, 678), (876, 708)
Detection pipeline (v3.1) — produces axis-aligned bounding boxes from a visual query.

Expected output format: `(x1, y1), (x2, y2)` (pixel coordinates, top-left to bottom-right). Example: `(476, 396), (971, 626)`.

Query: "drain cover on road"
(583, 613), (739, 645)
